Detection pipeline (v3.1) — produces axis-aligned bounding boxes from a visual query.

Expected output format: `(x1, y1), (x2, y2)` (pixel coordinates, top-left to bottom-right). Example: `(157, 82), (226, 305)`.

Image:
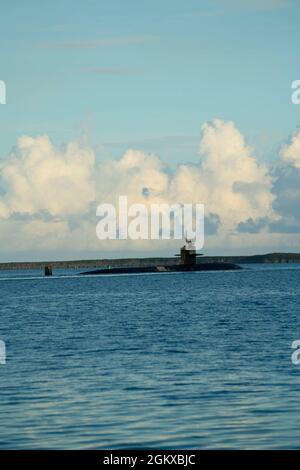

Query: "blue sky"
(1, 0), (300, 260)
(1, 0), (299, 164)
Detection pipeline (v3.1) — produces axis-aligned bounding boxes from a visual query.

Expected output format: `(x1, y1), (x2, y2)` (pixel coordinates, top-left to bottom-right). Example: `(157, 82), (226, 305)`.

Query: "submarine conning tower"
(180, 239), (197, 266)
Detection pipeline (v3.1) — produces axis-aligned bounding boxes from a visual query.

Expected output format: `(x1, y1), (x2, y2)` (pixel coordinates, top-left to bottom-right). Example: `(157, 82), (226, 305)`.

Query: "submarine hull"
(80, 262), (241, 276)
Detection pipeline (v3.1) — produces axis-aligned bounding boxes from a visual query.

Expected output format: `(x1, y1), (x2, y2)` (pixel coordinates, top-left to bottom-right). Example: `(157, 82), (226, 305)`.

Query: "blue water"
(0, 264), (300, 449)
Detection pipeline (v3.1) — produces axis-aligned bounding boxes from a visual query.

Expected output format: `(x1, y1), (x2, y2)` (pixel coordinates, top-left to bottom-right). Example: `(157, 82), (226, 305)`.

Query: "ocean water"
(0, 264), (300, 449)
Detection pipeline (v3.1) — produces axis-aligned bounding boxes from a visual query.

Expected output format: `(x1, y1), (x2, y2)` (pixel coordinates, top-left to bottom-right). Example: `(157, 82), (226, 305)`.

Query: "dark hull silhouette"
(80, 262), (241, 276)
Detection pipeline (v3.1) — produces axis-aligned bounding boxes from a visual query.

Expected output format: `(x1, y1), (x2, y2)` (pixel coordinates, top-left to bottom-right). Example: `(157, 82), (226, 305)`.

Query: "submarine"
(80, 240), (241, 275)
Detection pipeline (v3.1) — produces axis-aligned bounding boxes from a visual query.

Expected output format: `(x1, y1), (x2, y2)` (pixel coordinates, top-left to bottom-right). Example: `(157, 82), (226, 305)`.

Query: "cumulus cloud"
(0, 118), (299, 258)
(280, 128), (300, 168)
(0, 135), (96, 219)
(170, 119), (275, 231)
(268, 130), (300, 234)
(97, 149), (169, 205)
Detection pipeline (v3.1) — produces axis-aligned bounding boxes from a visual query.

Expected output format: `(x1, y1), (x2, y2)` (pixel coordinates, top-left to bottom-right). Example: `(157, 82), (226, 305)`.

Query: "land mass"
(0, 252), (299, 270)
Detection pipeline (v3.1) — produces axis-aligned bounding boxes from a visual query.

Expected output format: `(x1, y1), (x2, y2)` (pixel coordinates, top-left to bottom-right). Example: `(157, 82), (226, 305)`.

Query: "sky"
(0, 0), (300, 261)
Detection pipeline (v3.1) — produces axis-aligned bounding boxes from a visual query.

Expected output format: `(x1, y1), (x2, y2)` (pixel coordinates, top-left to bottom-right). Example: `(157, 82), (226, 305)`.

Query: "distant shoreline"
(0, 253), (299, 270)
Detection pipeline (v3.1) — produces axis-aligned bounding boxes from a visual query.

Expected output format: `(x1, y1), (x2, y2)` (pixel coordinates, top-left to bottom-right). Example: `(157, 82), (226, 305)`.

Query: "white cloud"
(170, 119), (275, 231)
(1, 118), (299, 258)
(0, 135), (96, 218)
(97, 149), (169, 205)
(280, 129), (300, 168)
(269, 131), (300, 234)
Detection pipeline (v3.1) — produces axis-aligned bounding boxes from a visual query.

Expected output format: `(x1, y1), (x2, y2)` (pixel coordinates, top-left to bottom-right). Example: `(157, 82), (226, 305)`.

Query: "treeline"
(0, 252), (300, 270)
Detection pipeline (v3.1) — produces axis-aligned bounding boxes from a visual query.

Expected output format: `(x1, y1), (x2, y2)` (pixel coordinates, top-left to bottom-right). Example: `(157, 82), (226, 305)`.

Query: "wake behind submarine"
(80, 240), (242, 276)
